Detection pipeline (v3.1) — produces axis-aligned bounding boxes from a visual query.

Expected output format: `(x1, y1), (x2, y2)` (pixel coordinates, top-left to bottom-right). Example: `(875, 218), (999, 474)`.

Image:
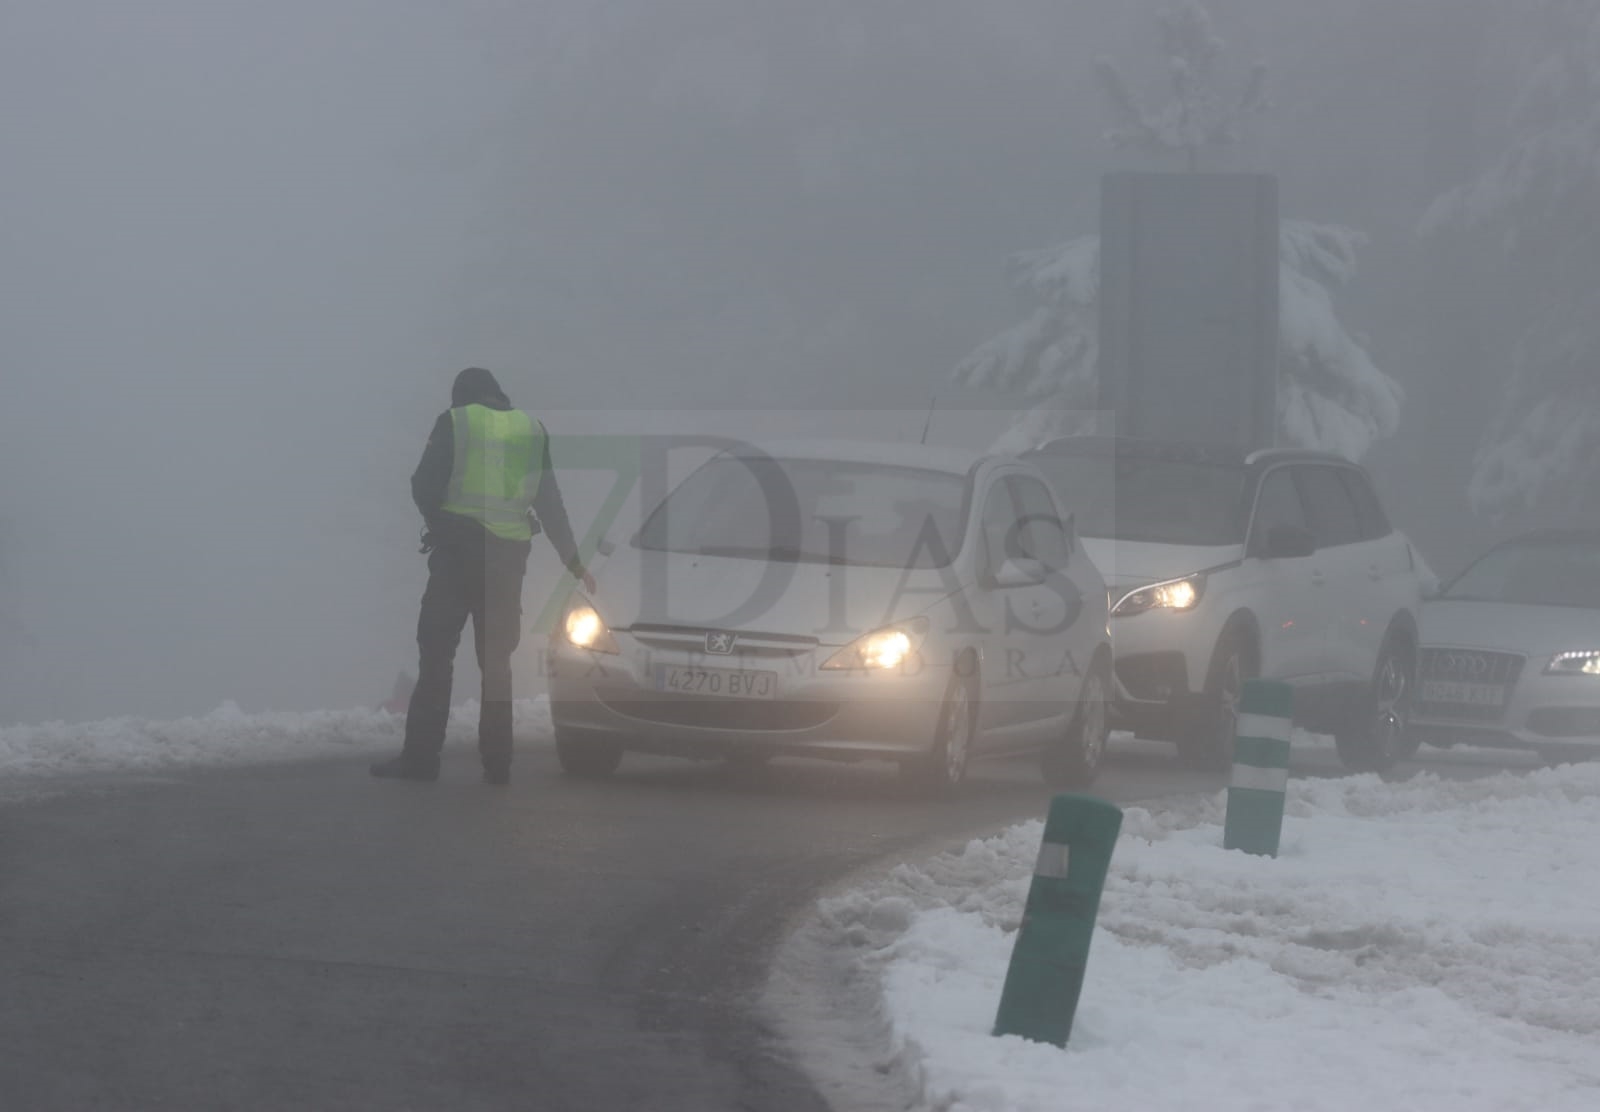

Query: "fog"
(0, 1), (1568, 725)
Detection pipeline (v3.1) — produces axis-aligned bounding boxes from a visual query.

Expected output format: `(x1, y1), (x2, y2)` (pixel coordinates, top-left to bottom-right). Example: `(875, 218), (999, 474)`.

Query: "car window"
(1007, 476), (1073, 570)
(1250, 467), (1309, 544)
(1443, 540), (1600, 609)
(979, 480), (1024, 573)
(1339, 468), (1391, 540)
(1295, 466), (1364, 548)
(634, 456), (969, 569)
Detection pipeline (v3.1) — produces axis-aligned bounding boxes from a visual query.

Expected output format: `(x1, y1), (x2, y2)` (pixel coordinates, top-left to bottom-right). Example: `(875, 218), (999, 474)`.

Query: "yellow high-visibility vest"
(439, 405), (547, 541)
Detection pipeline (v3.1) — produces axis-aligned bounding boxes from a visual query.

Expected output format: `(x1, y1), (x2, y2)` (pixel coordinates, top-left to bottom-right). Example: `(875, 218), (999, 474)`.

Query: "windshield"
(1442, 541), (1600, 609)
(634, 456), (969, 569)
(1029, 453), (1248, 546)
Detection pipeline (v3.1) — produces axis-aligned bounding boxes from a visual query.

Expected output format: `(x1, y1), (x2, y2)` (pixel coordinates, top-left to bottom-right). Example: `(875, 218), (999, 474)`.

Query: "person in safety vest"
(371, 367), (594, 785)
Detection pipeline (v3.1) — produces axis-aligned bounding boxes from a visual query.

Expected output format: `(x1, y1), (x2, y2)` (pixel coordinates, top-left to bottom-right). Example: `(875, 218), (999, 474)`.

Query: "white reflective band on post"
(1034, 841), (1071, 879)
(1236, 713), (1293, 743)
(1230, 764), (1290, 793)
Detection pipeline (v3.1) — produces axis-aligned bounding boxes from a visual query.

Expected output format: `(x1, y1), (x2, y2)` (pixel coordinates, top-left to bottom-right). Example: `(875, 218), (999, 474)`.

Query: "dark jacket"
(411, 371), (583, 573)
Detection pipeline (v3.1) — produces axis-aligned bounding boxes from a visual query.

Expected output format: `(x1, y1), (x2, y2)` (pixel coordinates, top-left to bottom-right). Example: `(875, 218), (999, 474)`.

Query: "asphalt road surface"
(0, 740), (1538, 1112)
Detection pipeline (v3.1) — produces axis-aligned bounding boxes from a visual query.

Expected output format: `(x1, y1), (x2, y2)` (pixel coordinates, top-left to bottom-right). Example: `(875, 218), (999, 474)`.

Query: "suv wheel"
(1043, 660), (1110, 788)
(903, 674), (975, 795)
(555, 726), (624, 779)
(1334, 635), (1415, 774)
(1177, 630), (1254, 772)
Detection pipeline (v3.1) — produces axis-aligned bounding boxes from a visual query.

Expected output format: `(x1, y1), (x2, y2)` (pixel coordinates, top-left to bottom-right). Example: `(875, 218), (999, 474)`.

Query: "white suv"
(1024, 437), (1425, 772)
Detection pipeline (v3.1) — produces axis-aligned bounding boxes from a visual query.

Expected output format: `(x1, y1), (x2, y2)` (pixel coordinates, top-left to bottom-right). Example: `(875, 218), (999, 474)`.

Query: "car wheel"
(1177, 630), (1254, 772)
(1334, 634), (1415, 774)
(554, 726), (623, 779)
(902, 674), (975, 795)
(1042, 659), (1110, 788)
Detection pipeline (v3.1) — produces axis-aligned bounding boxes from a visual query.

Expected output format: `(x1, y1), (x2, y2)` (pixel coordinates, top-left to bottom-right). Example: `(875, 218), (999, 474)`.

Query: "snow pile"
(823, 767), (1600, 1111)
(0, 698), (552, 778)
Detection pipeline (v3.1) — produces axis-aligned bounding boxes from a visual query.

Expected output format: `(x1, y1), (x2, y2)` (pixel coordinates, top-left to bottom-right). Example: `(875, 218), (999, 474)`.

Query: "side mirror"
(1258, 524), (1316, 560)
(596, 536), (616, 558)
(993, 558), (1048, 589)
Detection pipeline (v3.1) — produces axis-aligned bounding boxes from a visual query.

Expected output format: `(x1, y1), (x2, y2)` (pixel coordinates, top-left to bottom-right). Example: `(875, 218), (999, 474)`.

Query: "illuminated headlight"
(564, 602), (619, 654)
(1112, 575), (1205, 618)
(1546, 651), (1600, 676)
(821, 618), (928, 672)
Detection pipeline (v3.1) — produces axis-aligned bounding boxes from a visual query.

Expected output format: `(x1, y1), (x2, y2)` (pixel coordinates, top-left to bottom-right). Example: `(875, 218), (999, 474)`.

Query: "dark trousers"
(403, 529), (532, 771)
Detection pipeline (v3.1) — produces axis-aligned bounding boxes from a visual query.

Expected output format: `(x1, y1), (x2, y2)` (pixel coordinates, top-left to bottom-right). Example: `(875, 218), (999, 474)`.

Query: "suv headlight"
(821, 617), (929, 672)
(1112, 575), (1205, 619)
(1546, 651), (1600, 676)
(1113, 572), (1203, 617)
(563, 601), (619, 654)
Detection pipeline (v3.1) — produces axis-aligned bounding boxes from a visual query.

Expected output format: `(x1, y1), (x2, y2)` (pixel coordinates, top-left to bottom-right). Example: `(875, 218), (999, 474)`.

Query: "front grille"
(1415, 649), (1526, 723)
(598, 695), (838, 732)
(626, 624), (818, 660)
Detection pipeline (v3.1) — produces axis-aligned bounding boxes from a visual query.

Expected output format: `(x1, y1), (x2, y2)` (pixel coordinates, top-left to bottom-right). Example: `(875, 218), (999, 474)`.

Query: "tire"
(1177, 629), (1255, 772)
(902, 674), (976, 796)
(554, 726), (623, 779)
(1042, 659), (1110, 789)
(1334, 633), (1415, 774)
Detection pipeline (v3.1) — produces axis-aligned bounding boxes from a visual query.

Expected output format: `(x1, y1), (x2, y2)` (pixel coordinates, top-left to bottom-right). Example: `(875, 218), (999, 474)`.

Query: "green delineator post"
(1223, 679), (1294, 857)
(992, 793), (1124, 1048)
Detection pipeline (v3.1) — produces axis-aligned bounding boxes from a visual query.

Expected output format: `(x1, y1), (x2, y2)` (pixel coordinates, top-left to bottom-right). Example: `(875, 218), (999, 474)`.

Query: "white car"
(1411, 531), (1600, 762)
(1024, 437), (1426, 772)
(549, 441), (1113, 792)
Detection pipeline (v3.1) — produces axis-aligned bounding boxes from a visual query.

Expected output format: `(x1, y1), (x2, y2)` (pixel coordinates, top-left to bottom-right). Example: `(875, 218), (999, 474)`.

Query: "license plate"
(654, 665), (778, 699)
(1419, 680), (1508, 707)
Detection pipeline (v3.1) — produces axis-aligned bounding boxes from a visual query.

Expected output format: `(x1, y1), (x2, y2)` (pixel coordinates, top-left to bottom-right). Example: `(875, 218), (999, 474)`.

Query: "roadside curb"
(764, 789), (1220, 1112)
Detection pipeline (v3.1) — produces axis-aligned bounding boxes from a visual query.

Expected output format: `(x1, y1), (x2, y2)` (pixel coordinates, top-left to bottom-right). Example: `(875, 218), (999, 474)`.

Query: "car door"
(1243, 465), (1326, 681)
(1006, 472), (1094, 724)
(1293, 465), (1370, 683)
(971, 476), (1033, 738)
(970, 474), (1075, 741)
(1340, 466), (1416, 669)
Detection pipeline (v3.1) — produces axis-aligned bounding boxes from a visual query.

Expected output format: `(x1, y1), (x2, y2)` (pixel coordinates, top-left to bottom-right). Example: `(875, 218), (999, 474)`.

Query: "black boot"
(369, 754), (439, 782)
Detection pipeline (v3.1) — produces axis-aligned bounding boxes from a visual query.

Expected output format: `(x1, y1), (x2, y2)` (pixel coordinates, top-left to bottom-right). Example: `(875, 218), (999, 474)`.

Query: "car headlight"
(1546, 650), (1600, 676)
(563, 601), (619, 654)
(1112, 575), (1205, 618)
(821, 618), (929, 672)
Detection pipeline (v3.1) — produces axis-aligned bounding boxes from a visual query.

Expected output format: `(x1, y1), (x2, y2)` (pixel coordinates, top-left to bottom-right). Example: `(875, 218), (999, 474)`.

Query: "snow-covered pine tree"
(1420, 0), (1600, 517)
(959, 1), (1402, 461)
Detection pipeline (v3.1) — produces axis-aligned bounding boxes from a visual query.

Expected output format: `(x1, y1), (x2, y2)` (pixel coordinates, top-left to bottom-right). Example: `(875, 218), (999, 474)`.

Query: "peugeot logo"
(705, 631), (737, 656)
(1436, 652), (1489, 677)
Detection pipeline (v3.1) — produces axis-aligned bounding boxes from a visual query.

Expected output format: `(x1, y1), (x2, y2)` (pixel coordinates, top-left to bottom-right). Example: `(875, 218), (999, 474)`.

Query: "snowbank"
(0, 698), (551, 779)
(822, 767), (1600, 1111)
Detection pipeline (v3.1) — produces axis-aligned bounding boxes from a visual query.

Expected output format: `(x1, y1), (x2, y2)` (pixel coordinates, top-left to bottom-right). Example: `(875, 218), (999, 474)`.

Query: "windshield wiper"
(695, 544), (848, 565)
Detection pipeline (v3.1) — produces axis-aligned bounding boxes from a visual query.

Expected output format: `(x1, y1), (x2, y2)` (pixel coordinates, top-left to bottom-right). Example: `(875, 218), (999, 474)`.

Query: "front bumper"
(1410, 650), (1600, 753)
(1105, 599), (1227, 740)
(548, 632), (952, 761)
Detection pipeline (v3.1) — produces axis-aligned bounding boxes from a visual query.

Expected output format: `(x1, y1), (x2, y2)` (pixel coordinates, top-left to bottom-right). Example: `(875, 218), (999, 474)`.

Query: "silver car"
(548, 441), (1112, 792)
(1411, 531), (1600, 762)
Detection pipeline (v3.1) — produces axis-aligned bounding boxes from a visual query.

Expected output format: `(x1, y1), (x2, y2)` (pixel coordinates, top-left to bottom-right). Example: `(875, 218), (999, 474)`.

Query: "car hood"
(1421, 599), (1600, 657)
(590, 544), (964, 645)
(1079, 537), (1243, 591)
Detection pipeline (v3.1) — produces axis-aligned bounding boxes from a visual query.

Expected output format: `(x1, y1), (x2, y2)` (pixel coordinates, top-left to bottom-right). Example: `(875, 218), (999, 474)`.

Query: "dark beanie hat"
(451, 366), (509, 408)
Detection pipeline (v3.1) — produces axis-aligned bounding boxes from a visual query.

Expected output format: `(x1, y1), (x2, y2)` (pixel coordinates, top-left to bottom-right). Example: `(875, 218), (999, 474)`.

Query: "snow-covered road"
(820, 764), (1600, 1111)
(0, 698), (551, 780)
